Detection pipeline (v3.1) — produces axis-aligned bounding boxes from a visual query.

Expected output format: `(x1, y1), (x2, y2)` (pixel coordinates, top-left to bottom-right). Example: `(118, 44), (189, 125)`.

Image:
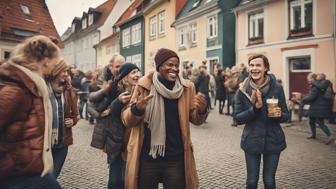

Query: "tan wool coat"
(121, 72), (207, 189)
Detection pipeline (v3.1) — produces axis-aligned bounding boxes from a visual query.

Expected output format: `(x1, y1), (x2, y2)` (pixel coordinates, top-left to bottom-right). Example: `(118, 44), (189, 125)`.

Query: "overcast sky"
(46, 0), (106, 36)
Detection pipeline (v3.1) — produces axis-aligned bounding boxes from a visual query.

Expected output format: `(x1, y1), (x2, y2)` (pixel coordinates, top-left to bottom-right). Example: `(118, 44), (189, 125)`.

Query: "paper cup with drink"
(266, 97), (279, 117)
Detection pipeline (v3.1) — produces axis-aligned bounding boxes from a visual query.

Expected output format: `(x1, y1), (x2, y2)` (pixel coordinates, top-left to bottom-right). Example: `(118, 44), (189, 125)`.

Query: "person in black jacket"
(234, 54), (289, 189)
(215, 68), (226, 114)
(302, 73), (333, 142)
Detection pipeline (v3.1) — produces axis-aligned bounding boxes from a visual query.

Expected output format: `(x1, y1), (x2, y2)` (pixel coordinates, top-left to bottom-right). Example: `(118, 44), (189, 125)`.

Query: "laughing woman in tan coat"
(122, 48), (207, 189)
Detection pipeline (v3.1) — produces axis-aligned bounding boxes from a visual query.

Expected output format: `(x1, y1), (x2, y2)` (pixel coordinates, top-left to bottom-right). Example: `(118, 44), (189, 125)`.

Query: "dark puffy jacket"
(0, 63), (46, 179)
(194, 74), (209, 95)
(302, 80), (332, 118)
(234, 74), (289, 154)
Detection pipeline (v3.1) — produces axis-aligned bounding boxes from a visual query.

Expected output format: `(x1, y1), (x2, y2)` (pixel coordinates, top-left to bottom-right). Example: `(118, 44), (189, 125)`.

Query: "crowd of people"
(0, 35), (335, 189)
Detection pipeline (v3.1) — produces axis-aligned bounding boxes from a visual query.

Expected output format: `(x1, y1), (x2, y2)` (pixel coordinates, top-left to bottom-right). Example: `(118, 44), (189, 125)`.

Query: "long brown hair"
(9, 35), (60, 72)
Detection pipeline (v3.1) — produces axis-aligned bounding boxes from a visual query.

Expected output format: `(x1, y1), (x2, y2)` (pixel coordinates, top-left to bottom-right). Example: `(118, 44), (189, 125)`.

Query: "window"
(21, 5), (30, 15)
(88, 14), (94, 25)
(158, 11), (166, 34)
(132, 23), (141, 44)
(132, 54), (142, 70)
(207, 15), (217, 38)
(289, 56), (311, 72)
(82, 18), (87, 29)
(126, 56), (132, 62)
(190, 23), (197, 44)
(122, 28), (131, 47)
(248, 10), (264, 44)
(72, 23), (76, 33)
(150, 15), (157, 38)
(289, 0), (313, 37)
(178, 27), (187, 48)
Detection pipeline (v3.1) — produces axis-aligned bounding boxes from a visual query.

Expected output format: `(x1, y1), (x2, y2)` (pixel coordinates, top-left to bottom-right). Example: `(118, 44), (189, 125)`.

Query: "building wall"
(0, 41), (16, 60)
(62, 31), (100, 72)
(206, 9), (223, 70)
(144, 0), (176, 74)
(96, 36), (120, 69)
(120, 17), (145, 73)
(236, 0), (336, 96)
(175, 17), (207, 69)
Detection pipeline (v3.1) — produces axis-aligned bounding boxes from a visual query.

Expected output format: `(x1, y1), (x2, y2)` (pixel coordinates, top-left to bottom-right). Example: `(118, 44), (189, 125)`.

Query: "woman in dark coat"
(234, 54), (289, 189)
(302, 74), (333, 141)
(215, 68), (226, 114)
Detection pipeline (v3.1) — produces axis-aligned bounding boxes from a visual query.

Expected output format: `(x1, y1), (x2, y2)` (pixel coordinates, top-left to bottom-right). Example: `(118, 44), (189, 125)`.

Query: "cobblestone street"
(59, 109), (336, 189)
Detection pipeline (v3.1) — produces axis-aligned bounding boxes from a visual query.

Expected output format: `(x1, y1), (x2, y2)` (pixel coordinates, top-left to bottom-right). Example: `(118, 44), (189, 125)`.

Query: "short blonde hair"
(9, 35), (60, 71)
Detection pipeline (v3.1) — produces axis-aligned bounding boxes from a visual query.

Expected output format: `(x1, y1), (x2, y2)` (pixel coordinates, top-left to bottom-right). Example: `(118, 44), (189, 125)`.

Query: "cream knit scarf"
(9, 62), (54, 177)
(144, 71), (184, 159)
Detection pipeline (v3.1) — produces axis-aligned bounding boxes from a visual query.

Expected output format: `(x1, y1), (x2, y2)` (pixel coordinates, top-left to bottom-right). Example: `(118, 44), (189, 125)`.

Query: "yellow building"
(143, 0), (187, 74)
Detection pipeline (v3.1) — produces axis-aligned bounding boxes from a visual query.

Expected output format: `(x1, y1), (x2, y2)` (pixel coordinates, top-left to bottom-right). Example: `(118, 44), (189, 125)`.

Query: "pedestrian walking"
(235, 54), (290, 189)
(0, 35), (62, 189)
(121, 48), (208, 189)
(302, 73), (334, 143)
(48, 59), (79, 179)
(215, 68), (226, 114)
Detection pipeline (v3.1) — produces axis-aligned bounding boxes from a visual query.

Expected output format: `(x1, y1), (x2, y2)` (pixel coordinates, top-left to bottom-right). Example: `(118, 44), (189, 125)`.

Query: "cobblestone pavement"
(59, 109), (336, 189)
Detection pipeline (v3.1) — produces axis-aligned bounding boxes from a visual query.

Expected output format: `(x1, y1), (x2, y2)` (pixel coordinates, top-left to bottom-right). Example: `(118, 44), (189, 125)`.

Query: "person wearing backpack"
(302, 73), (334, 143)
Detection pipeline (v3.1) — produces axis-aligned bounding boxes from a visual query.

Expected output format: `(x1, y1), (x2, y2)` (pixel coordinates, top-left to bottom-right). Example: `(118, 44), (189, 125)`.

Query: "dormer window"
(88, 14), (94, 25)
(82, 18), (87, 29)
(72, 23), (76, 33)
(21, 5), (30, 15)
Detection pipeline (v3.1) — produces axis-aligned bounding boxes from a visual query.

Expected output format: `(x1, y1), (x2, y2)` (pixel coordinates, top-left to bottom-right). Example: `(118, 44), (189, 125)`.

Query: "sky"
(46, 0), (107, 36)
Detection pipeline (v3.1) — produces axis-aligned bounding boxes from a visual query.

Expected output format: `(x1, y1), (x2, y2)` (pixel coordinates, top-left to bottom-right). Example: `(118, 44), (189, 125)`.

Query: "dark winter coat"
(194, 74), (209, 95)
(215, 75), (226, 100)
(235, 74), (289, 154)
(302, 80), (332, 118)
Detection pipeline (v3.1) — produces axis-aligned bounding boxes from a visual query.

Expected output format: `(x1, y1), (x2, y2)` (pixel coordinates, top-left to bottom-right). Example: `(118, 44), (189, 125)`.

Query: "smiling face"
(124, 68), (140, 86)
(158, 57), (180, 82)
(248, 57), (268, 84)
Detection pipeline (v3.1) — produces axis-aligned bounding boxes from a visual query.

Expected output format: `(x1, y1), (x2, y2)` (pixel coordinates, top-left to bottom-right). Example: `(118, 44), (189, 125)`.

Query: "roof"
(0, 0), (62, 45)
(63, 0), (117, 42)
(234, 0), (272, 12)
(115, 0), (143, 27)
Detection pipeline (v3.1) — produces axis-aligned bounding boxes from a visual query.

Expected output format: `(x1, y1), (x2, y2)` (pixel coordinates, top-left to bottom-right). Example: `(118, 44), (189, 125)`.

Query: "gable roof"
(0, 0), (61, 44)
(115, 0), (143, 27)
(63, 0), (117, 42)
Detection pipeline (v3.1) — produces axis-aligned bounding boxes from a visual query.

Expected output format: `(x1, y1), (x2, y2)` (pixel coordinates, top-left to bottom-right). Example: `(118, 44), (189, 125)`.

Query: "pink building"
(234, 0), (336, 97)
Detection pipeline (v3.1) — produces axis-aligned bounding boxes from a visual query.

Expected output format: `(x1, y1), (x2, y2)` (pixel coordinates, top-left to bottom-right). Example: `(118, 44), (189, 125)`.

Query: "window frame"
(288, 0), (313, 38)
(178, 27), (187, 48)
(122, 27), (131, 48)
(207, 15), (217, 39)
(21, 5), (30, 15)
(132, 23), (141, 45)
(247, 9), (264, 45)
(190, 23), (197, 44)
(158, 11), (166, 35)
(150, 15), (157, 38)
(82, 18), (87, 29)
(88, 14), (94, 25)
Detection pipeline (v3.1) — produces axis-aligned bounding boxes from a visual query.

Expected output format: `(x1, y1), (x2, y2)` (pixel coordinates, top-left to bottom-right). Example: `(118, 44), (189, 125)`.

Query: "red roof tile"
(115, 0), (143, 26)
(176, 0), (188, 17)
(0, 0), (61, 45)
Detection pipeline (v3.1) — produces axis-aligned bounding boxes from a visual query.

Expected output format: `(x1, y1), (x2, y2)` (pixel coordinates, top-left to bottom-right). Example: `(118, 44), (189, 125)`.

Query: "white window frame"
(150, 15), (157, 38)
(248, 10), (264, 39)
(207, 15), (217, 39)
(190, 23), (197, 44)
(132, 54), (142, 69)
(72, 23), (76, 33)
(122, 28), (131, 48)
(289, 0), (312, 30)
(158, 11), (166, 34)
(126, 56), (132, 63)
(21, 5), (30, 15)
(178, 27), (187, 48)
(132, 23), (141, 44)
(88, 14), (94, 25)
(82, 18), (87, 29)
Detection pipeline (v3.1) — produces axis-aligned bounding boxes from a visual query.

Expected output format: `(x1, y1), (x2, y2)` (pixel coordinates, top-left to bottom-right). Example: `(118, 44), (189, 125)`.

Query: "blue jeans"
(1, 174), (62, 189)
(52, 145), (68, 178)
(108, 155), (125, 189)
(309, 117), (331, 137)
(245, 153), (280, 189)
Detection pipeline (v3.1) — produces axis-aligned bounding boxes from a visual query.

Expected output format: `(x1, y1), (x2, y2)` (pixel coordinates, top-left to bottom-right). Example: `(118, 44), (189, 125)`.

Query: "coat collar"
(137, 71), (189, 90)
(0, 62), (40, 96)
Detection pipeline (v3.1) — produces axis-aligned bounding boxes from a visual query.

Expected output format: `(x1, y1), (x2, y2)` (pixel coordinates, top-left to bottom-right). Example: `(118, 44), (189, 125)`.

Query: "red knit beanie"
(154, 48), (179, 71)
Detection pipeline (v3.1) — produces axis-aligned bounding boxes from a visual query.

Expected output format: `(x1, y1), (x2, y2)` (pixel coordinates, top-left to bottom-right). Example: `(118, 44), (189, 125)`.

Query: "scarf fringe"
(149, 145), (165, 159)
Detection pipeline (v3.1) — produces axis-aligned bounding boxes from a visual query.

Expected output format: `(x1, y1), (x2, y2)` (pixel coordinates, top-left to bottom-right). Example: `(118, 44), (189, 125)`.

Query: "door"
(288, 56), (311, 96)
